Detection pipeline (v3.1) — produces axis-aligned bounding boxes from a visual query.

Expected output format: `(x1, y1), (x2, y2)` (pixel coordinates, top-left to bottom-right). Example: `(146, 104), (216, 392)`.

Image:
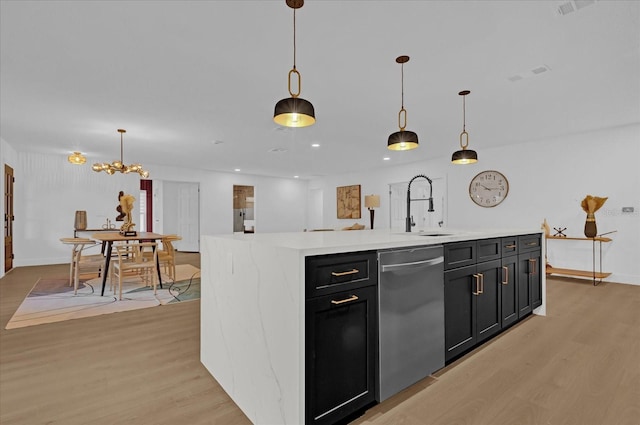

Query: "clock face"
(469, 170), (509, 207)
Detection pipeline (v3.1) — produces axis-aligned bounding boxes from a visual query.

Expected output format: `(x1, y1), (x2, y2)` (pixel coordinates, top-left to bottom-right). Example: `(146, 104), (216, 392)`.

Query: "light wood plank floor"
(1, 255), (638, 425)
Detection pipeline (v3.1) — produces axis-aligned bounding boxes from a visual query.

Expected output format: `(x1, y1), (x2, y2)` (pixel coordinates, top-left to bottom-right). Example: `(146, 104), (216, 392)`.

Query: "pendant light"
(92, 129), (149, 178)
(388, 55), (418, 151)
(68, 151), (86, 165)
(273, 0), (315, 128)
(451, 90), (478, 164)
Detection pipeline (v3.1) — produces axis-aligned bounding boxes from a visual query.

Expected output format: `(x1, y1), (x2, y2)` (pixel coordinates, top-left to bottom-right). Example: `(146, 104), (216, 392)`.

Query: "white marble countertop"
(200, 226), (545, 425)
(209, 227), (542, 256)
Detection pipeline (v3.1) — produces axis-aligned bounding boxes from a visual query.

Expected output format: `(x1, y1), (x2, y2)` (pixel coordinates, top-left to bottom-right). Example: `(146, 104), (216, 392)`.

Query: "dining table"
(92, 232), (166, 296)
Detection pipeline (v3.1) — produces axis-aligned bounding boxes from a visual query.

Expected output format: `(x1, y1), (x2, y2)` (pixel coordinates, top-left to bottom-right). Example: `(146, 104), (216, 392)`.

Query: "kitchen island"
(200, 228), (545, 425)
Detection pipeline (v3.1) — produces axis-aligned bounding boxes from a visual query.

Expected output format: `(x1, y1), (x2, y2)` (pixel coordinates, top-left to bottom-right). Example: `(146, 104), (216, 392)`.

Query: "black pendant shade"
(452, 89), (478, 164)
(388, 130), (419, 151)
(274, 96), (315, 127)
(451, 148), (478, 164)
(273, 0), (315, 128)
(388, 55), (418, 151)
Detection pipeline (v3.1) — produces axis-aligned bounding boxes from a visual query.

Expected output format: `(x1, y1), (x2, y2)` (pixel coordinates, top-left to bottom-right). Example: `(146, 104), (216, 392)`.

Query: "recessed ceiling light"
(383, 157), (391, 161)
(294, 175), (299, 179)
(311, 143), (320, 148)
(234, 168), (241, 172)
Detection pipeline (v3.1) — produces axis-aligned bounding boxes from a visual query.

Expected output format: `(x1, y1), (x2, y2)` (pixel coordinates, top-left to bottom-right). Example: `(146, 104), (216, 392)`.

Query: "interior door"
(4, 164), (14, 272)
(233, 185), (255, 233)
(161, 181), (200, 252)
(177, 182), (200, 252)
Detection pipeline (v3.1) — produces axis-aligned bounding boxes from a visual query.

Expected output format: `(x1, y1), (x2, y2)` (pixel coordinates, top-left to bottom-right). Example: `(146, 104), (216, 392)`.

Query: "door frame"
(4, 164), (14, 273)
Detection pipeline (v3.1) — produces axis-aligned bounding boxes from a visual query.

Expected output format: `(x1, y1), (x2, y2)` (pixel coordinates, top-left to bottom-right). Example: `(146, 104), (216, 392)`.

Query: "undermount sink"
(394, 232), (454, 237)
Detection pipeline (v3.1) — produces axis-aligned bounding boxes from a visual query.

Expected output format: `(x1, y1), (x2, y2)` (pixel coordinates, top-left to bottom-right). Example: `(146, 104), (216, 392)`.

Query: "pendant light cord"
(400, 62), (404, 109)
(462, 94), (466, 132)
(120, 131), (124, 163)
(292, 8), (297, 70)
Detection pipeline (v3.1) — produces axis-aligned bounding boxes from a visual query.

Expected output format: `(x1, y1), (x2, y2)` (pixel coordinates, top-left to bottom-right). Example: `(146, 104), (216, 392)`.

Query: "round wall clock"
(469, 170), (509, 207)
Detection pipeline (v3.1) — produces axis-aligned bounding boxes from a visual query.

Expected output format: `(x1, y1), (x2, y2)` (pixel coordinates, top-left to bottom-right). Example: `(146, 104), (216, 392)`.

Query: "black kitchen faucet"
(406, 174), (434, 232)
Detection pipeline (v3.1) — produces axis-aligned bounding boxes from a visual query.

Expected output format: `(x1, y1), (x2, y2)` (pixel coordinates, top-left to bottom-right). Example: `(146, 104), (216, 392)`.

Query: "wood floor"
(1, 255), (638, 425)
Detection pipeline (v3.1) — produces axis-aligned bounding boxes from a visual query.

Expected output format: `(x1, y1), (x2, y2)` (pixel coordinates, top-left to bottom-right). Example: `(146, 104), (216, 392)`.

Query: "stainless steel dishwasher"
(377, 245), (445, 401)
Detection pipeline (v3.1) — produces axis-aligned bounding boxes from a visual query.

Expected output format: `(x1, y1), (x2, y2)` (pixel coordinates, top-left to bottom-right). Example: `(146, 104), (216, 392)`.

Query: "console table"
(545, 235), (613, 286)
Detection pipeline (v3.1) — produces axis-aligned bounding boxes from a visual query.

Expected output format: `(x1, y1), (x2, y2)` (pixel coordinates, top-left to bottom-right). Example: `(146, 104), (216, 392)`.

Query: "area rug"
(5, 264), (200, 330)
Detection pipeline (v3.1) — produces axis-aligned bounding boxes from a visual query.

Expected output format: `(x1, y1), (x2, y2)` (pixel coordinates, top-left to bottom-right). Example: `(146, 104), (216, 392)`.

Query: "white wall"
(0, 152), (308, 271)
(2, 124), (638, 284)
(309, 124), (640, 285)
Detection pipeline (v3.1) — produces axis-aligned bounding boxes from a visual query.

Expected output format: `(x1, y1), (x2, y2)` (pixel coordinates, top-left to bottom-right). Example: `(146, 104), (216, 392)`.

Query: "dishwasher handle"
(381, 256), (444, 273)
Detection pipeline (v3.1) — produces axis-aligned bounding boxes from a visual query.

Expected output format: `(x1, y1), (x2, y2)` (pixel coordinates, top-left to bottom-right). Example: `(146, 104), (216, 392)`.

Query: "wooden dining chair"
(60, 237), (105, 294)
(110, 242), (158, 300)
(143, 234), (182, 282)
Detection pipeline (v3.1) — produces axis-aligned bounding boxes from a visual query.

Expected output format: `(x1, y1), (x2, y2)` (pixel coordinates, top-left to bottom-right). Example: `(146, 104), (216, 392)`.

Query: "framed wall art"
(337, 184), (361, 219)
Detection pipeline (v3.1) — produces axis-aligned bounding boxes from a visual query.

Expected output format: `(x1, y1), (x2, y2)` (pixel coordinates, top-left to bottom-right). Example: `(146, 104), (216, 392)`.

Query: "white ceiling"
(1, 0), (639, 179)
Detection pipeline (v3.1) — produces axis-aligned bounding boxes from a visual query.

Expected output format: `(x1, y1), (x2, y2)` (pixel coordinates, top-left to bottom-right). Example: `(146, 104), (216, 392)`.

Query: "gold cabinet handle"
(504, 244), (516, 249)
(502, 266), (509, 285)
(331, 295), (359, 305)
(529, 258), (537, 275)
(526, 242), (538, 246)
(472, 274), (481, 295)
(331, 268), (359, 277)
(479, 273), (484, 294)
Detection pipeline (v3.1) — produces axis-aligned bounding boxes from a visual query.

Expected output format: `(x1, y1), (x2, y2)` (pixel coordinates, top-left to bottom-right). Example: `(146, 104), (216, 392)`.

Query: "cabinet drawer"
(518, 234), (541, 253)
(501, 237), (518, 257)
(444, 241), (476, 270)
(306, 251), (377, 298)
(477, 238), (501, 262)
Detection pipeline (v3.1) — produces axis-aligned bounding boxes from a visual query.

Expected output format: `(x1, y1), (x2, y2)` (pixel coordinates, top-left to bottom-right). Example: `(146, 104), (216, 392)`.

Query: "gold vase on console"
(74, 210), (87, 230)
(581, 195), (607, 238)
(584, 213), (597, 238)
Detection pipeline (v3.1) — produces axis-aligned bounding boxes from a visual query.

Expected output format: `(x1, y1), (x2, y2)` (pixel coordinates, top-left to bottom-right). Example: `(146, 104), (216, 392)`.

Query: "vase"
(584, 213), (597, 238)
(74, 210), (87, 230)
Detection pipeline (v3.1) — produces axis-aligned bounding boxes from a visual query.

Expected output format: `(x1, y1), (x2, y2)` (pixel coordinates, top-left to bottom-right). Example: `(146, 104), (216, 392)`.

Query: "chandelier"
(92, 129), (149, 178)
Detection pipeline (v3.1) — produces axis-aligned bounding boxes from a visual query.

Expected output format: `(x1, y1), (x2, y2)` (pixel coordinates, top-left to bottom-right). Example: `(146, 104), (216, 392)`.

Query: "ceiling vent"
(556, 0), (597, 16)
(268, 147), (288, 153)
(508, 64), (552, 83)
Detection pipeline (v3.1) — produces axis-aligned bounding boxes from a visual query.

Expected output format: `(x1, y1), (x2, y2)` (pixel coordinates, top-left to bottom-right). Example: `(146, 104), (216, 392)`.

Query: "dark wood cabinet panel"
(444, 265), (476, 362)
(305, 285), (377, 425)
(477, 238), (501, 262)
(500, 255), (519, 328)
(305, 251), (377, 425)
(444, 235), (542, 363)
(501, 236), (518, 257)
(475, 259), (502, 344)
(444, 241), (476, 270)
(306, 251), (377, 297)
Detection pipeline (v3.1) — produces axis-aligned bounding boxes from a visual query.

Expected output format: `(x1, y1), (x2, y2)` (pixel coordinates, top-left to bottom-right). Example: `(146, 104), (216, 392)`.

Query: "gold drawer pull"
(526, 242), (538, 246)
(331, 295), (359, 305)
(472, 274), (481, 295)
(504, 244), (516, 249)
(529, 258), (537, 275)
(331, 268), (359, 277)
(502, 266), (509, 285)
